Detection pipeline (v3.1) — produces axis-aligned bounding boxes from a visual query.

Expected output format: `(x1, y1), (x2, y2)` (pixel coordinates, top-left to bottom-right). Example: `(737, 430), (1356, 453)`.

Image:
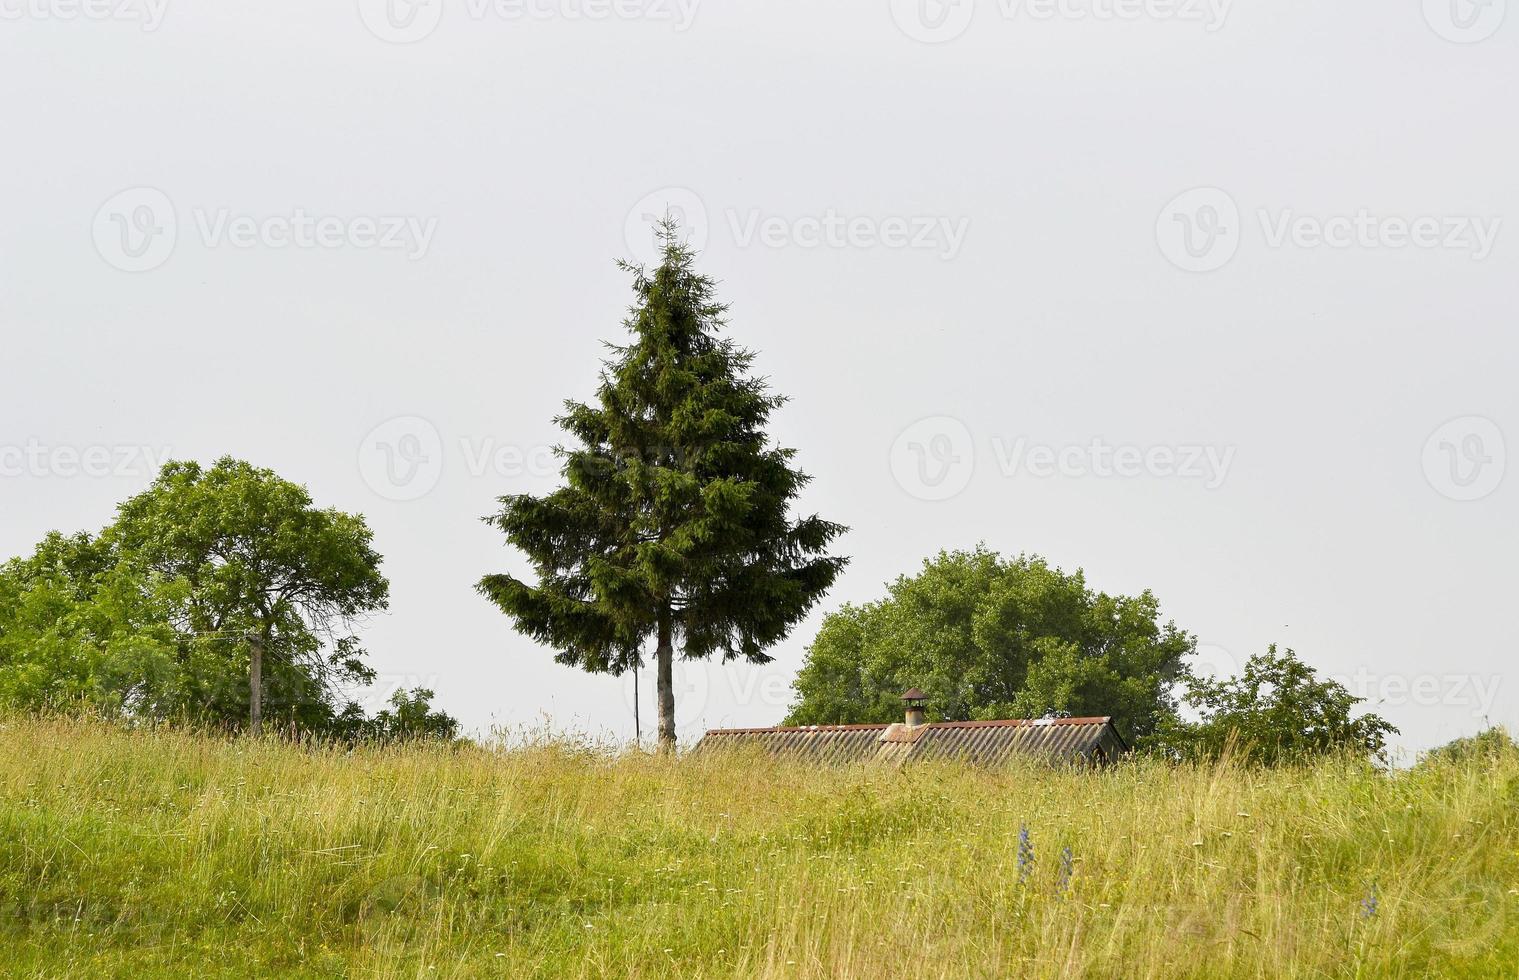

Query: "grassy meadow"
(2, 716), (1516, 978)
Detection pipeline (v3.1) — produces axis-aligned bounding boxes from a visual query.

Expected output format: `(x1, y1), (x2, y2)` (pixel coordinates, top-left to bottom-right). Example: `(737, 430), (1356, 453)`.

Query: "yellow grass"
(1, 715), (1515, 978)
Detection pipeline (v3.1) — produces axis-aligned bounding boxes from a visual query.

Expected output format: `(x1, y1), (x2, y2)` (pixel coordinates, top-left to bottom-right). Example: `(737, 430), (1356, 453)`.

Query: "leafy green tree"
(479, 221), (847, 750)
(0, 459), (457, 739)
(785, 547), (1193, 742)
(1157, 645), (1398, 764)
(340, 687), (460, 743)
(107, 458), (391, 733)
(0, 532), (182, 713)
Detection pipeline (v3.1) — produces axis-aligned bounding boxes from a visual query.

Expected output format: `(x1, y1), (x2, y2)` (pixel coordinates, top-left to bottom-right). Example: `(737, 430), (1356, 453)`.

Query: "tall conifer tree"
(479, 221), (846, 750)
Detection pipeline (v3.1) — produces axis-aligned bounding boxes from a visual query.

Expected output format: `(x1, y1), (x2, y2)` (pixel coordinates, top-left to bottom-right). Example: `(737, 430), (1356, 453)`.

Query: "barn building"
(693, 689), (1128, 767)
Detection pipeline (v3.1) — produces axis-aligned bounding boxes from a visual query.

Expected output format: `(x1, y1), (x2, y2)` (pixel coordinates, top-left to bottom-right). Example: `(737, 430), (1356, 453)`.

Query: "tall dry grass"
(1, 715), (1515, 978)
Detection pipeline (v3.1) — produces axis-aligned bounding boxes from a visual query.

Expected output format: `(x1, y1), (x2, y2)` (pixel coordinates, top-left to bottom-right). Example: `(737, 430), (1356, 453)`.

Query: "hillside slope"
(2, 717), (1515, 978)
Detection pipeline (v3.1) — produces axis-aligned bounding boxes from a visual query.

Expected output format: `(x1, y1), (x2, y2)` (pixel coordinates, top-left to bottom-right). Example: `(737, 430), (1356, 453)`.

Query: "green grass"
(2, 716), (1516, 978)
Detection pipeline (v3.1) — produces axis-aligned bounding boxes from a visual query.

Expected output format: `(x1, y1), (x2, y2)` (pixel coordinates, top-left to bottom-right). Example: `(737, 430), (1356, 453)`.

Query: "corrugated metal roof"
(692, 717), (1127, 767)
(694, 724), (888, 765)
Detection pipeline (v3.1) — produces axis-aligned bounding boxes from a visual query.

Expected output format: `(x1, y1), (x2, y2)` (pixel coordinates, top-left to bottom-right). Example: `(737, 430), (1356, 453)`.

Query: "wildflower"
(1055, 846), (1074, 899)
(1017, 824), (1035, 885)
(1360, 883), (1379, 920)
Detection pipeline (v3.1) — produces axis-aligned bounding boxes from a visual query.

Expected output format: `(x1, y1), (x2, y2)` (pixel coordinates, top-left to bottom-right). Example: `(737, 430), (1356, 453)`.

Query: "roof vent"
(900, 688), (928, 727)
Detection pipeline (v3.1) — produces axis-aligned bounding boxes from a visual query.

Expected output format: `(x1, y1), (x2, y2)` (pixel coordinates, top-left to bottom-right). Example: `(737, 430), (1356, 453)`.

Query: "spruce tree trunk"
(656, 605), (675, 753)
(248, 635), (264, 736)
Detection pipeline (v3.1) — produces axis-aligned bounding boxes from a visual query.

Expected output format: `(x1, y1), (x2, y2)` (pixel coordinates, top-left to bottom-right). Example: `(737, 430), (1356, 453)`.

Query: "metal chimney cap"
(900, 688), (928, 703)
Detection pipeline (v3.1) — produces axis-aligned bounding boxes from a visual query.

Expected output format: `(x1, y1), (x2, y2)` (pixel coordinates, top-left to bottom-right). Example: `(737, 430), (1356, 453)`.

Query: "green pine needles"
(478, 220), (847, 749)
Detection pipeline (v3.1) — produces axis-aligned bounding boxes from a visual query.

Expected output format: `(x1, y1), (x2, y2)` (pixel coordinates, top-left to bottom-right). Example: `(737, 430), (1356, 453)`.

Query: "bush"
(1151, 645), (1397, 764)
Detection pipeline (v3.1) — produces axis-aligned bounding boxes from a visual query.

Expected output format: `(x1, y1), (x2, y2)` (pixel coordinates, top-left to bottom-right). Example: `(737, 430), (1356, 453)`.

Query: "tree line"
(0, 220), (1399, 762)
(785, 547), (1396, 763)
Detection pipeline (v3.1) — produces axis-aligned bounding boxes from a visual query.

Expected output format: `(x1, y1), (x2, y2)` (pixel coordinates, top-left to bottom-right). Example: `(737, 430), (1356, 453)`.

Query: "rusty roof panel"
(909, 721), (1110, 765)
(693, 725), (887, 765)
(693, 717), (1125, 768)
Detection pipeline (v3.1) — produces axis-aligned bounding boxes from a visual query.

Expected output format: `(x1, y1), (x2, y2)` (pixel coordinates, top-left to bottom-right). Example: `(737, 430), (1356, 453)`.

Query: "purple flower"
(1055, 845), (1074, 898)
(1360, 883), (1379, 920)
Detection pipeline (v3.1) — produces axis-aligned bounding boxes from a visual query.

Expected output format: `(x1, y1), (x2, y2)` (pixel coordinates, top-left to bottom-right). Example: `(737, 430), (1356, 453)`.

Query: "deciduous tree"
(785, 547), (1192, 743)
(107, 458), (390, 733)
(1159, 645), (1397, 764)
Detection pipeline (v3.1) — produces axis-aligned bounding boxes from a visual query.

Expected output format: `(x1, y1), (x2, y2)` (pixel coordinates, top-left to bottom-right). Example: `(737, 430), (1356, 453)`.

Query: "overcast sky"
(2, 0), (1514, 757)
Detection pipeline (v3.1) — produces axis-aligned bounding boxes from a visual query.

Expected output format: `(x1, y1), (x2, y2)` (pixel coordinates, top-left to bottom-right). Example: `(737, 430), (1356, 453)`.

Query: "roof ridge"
(705, 723), (889, 735)
(703, 716), (1114, 737)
